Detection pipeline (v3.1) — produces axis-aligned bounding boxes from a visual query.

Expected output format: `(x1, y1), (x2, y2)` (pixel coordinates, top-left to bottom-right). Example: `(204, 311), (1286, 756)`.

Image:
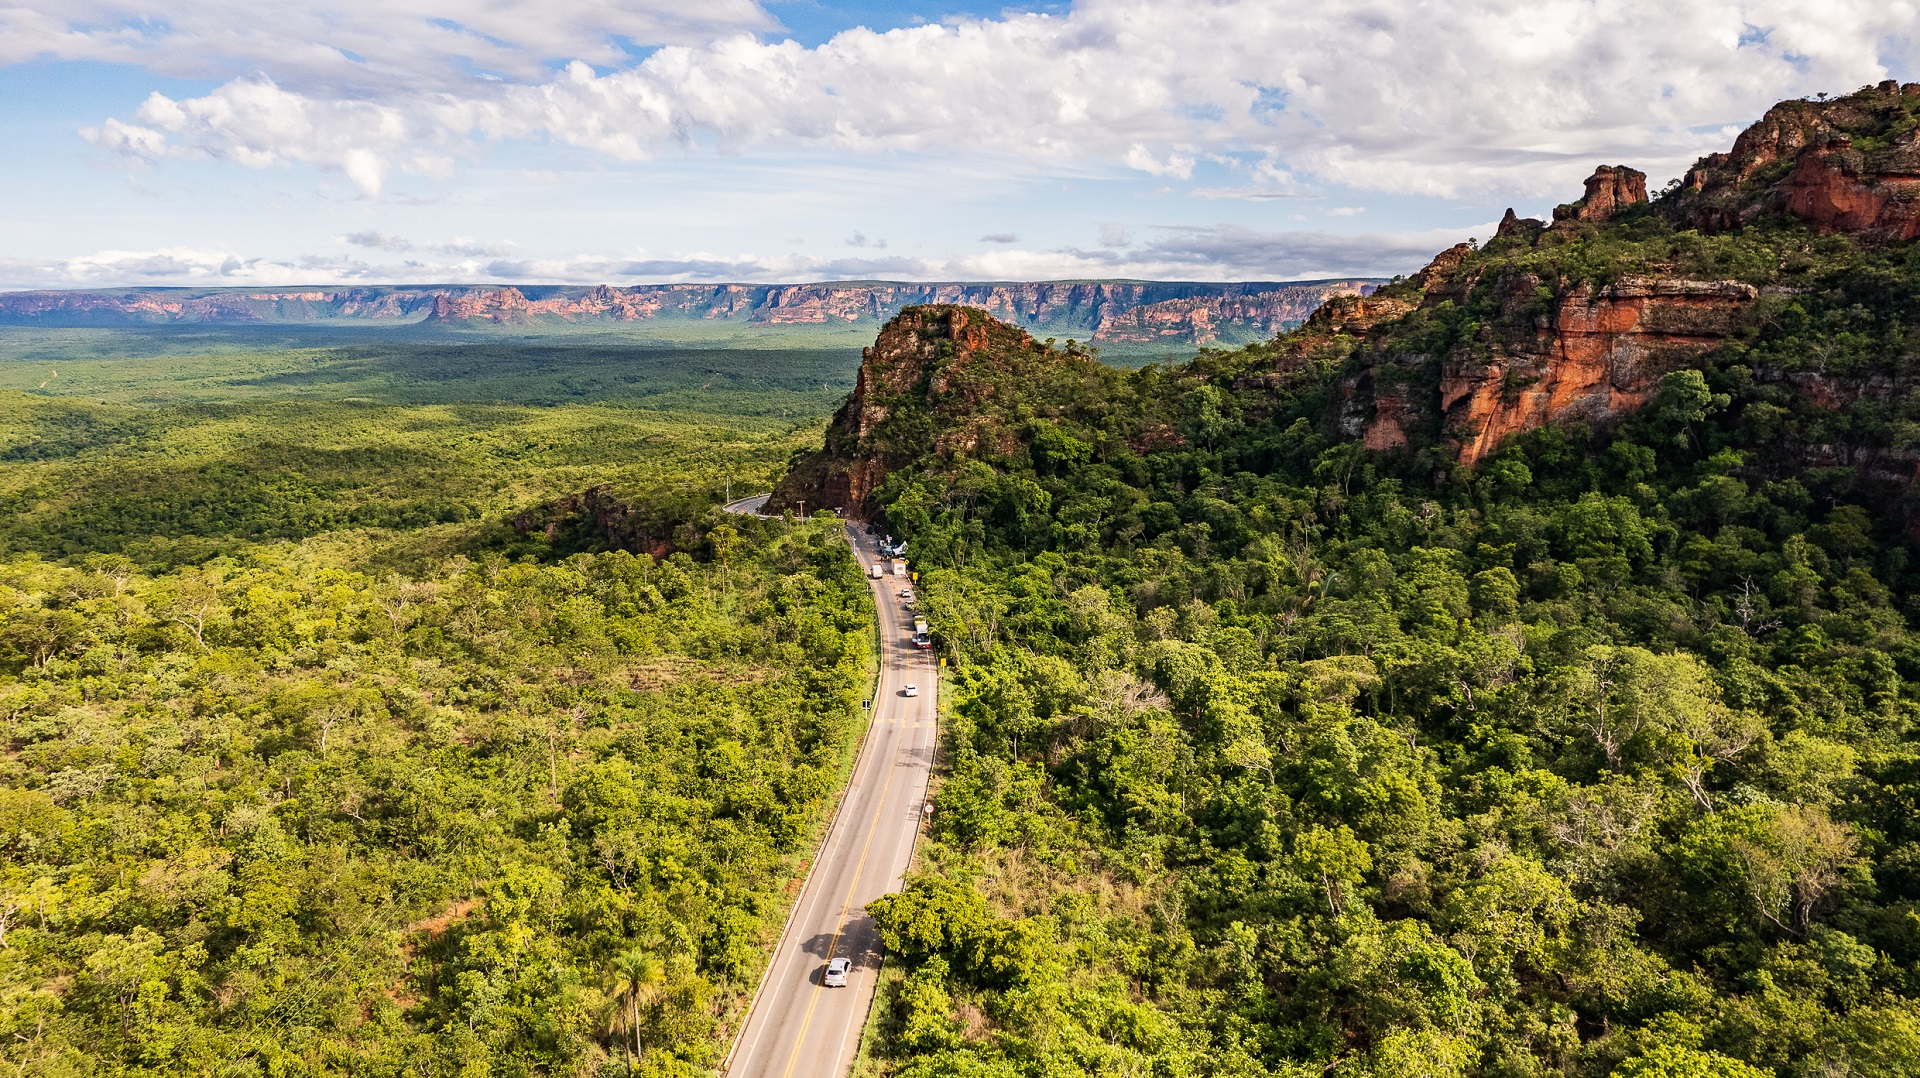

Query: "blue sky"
(1, 0), (1916, 288)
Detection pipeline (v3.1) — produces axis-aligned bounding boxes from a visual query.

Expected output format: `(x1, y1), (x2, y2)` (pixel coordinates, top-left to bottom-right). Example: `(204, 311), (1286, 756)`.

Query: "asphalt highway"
(723, 515), (936, 1078)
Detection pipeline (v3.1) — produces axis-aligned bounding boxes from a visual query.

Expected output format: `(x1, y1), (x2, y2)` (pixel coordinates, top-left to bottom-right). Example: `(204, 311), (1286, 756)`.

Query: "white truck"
(868, 563), (884, 579)
(891, 558), (908, 577)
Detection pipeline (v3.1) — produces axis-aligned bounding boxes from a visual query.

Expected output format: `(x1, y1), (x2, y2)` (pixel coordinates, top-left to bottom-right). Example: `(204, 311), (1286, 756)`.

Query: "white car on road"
(903, 684), (919, 697)
(824, 957), (851, 987)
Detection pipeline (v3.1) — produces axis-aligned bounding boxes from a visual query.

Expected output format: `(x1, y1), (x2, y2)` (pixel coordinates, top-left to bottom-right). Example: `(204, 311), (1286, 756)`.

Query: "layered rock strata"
(0, 280), (1380, 346)
(1673, 80), (1920, 240)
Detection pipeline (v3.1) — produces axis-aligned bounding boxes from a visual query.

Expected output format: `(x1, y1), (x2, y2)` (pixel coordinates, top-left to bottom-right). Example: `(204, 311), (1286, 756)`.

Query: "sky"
(1, 0), (1917, 289)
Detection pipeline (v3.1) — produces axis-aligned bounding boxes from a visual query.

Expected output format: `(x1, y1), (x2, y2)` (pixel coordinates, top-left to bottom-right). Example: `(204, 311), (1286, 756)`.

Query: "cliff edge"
(770, 305), (1111, 518)
(1286, 81), (1920, 467)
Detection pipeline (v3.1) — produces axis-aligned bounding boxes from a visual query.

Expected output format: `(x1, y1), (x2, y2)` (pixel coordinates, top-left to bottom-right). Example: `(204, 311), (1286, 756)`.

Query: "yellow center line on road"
(776, 687), (905, 1078)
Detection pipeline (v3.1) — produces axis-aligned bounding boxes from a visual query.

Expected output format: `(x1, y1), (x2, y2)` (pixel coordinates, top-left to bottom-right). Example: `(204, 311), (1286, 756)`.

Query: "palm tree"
(605, 948), (665, 1074)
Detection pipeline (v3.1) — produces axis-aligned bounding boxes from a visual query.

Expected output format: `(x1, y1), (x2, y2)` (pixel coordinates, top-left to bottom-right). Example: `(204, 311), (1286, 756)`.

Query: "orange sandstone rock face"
(1675, 80), (1920, 240)
(1439, 277), (1757, 465)
(1318, 222), (1761, 466)
(1774, 137), (1920, 241)
(1301, 85), (1920, 468)
(1553, 166), (1648, 223)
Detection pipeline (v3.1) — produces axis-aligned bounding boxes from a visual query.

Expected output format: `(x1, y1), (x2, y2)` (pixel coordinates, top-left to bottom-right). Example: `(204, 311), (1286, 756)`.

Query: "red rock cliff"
(770, 305), (1101, 517)
(1672, 80), (1920, 240)
(1553, 165), (1648, 223)
(1293, 84), (1920, 467)
(1437, 276), (1757, 463)
(1327, 239), (1759, 466)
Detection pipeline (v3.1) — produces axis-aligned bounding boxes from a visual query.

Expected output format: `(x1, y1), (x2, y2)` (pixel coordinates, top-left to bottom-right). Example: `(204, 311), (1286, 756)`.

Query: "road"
(723, 500), (936, 1078)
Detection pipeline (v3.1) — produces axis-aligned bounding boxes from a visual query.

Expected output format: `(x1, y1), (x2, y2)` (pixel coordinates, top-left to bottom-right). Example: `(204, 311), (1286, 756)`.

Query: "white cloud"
(344, 230), (411, 250)
(81, 79), (465, 196)
(3, 0), (774, 91)
(0, 224), (1474, 291)
(62, 0), (1920, 202)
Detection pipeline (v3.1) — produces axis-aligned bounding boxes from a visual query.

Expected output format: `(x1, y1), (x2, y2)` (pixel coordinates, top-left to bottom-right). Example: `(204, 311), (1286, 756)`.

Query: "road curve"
(722, 493), (773, 517)
(723, 507), (935, 1078)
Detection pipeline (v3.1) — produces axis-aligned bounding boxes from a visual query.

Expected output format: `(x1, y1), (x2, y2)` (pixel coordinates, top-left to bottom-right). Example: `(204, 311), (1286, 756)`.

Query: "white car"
(824, 957), (851, 987)
(903, 684), (919, 697)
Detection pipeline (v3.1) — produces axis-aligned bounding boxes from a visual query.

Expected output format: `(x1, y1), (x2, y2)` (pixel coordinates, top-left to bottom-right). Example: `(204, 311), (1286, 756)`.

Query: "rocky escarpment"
(1090, 281), (1374, 345)
(1344, 272), (1758, 461)
(0, 280), (1379, 345)
(0, 288), (438, 324)
(1668, 80), (1920, 240)
(419, 280), (1375, 343)
(1327, 208), (1762, 465)
(1288, 83), (1920, 466)
(771, 306), (1106, 517)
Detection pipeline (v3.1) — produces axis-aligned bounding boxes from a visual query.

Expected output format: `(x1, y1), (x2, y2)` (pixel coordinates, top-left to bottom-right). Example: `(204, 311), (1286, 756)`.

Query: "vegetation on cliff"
(830, 85), (1920, 1078)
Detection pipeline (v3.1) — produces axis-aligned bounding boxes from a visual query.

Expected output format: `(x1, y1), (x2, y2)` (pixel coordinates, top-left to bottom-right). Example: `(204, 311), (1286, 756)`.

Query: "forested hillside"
(10, 82), (1920, 1078)
(812, 86), (1920, 1078)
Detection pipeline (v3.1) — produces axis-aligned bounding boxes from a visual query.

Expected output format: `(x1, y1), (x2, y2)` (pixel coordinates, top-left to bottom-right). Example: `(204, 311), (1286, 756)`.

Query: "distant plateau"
(0, 279), (1380, 349)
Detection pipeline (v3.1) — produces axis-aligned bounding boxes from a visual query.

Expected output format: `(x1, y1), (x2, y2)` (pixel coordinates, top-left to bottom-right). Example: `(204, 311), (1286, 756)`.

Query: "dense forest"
(835, 89), (1920, 1078)
(10, 85), (1920, 1078)
(0, 336), (876, 1075)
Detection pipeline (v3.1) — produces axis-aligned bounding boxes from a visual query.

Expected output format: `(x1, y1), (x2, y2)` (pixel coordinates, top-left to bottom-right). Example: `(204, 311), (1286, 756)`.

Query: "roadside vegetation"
(0, 337), (874, 1076)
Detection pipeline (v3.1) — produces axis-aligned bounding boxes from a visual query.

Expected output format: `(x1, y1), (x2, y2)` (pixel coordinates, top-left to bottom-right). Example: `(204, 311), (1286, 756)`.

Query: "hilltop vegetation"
(827, 86), (1920, 1078)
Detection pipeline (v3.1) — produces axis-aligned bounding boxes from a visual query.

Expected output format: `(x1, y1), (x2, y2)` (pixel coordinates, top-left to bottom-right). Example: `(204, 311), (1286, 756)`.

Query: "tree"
(1614, 1045), (1770, 1078)
(1680, 803), (1861, 934)
(1293, 823), (1372, 915)
(152, 569), (224, 653)
(605, 948), (665, 1073)
(708, 522), (741, 583)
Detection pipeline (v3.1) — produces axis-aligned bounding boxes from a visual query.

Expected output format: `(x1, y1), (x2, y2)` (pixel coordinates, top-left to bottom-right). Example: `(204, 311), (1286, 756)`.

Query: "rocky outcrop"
(771, 306), (1100, 517)
(1327, 245), (1759, 466)
(1670, 80), (1920, 240)
(1437, 276), (1757, 464)
(1285, 85), (1920, 467)
(1553, 166), (1649, 223)
(1773, 138), (1920, 241)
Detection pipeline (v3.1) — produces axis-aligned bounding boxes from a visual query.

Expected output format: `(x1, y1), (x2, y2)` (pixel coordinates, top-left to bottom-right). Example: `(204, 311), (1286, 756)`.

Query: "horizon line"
(0, 276), (1394, 296)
